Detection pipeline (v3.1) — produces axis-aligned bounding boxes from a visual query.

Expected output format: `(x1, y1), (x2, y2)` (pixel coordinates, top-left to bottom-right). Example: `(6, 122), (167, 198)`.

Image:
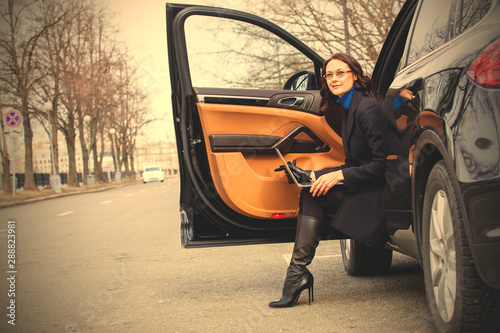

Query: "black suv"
(166, 1), (499, 332)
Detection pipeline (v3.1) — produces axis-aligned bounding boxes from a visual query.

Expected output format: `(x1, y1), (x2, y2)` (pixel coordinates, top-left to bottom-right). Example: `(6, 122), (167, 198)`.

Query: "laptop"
(274, 148), (345, 189)
(275, 148), (313, 188)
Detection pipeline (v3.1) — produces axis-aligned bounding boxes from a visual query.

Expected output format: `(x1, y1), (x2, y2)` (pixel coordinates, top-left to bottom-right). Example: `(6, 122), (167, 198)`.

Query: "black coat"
(315, 90), (388, 247)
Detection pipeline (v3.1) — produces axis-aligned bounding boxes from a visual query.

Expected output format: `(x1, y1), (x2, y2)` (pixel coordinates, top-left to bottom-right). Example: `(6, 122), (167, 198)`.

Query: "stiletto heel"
(269, 271), (314, 308)
(308, 283), (313, 304)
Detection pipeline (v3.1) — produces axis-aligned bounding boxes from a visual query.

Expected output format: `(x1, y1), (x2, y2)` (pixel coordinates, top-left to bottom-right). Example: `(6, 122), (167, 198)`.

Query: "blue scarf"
(337, 86), (355, 110)
(392, 94), (406, 109)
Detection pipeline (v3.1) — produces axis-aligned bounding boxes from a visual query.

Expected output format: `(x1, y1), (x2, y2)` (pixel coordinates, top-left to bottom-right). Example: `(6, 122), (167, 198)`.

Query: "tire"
(422, 161), (499, 333)
(340, 238), (393, 276)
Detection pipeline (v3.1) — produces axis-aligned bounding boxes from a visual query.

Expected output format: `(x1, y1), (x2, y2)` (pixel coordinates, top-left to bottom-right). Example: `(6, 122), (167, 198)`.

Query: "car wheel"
(422, 161), (499, 333)
(340, 239), (392, 276)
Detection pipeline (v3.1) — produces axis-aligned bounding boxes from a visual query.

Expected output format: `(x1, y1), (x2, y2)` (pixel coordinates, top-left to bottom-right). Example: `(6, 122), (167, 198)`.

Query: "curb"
(0, 182), (132, 209)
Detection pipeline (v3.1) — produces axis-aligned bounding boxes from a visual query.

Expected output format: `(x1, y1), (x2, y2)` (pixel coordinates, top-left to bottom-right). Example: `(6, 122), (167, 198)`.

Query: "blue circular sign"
(5, 110), (22, 128)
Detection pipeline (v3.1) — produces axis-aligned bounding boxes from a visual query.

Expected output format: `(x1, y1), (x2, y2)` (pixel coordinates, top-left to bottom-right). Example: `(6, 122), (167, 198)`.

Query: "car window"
(456, 0), (492, 35)
(373, 0), (416, 98)
(407, 0), (455, 65)
(184, 16), (315, 90)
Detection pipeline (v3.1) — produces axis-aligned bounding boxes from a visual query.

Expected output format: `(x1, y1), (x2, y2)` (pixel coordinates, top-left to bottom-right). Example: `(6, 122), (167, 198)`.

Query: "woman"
(270, 53), (388, 308)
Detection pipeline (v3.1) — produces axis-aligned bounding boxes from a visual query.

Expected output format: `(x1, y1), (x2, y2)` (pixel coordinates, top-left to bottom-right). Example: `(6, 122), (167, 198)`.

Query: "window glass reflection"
(458, 0), (492, 35)
(407, 0), (454, 64)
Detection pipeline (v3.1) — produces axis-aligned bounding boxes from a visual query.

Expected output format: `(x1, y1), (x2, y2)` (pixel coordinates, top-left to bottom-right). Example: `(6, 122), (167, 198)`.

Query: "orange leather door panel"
(197, 102), (345, 219)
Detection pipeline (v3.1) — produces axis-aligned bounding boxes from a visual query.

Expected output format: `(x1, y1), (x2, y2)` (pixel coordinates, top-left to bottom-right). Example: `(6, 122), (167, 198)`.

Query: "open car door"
(166, 4), (346, 247)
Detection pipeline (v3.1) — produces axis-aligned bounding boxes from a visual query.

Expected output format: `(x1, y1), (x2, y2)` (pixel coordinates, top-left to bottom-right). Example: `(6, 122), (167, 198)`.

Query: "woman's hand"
(310, 170), (344, 197)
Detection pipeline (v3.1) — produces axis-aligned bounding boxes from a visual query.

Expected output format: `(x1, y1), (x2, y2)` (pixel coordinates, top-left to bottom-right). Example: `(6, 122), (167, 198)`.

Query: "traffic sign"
(5, 110), (22, 128)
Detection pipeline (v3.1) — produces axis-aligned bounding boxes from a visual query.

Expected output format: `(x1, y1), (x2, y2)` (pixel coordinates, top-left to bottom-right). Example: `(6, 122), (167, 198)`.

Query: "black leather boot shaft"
(290, 215), (322, 267)
(269, 215), (322, 308)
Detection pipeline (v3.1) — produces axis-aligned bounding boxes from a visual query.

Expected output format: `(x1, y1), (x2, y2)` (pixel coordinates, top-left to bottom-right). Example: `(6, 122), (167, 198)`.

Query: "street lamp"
(109, 128), (121, 183)
(43, 102), (62, 193)
(83, 115), (95, 187)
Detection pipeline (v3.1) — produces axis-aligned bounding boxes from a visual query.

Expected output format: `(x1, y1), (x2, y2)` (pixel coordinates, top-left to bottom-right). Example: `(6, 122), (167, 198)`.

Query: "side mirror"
(407, 78), (424, 92)
(283, 71), (318, 90)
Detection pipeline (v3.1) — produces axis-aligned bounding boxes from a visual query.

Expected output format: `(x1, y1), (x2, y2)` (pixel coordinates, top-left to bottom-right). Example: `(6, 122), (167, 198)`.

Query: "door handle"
(272, 125), (330, 152)
(278, 96), (305, 107)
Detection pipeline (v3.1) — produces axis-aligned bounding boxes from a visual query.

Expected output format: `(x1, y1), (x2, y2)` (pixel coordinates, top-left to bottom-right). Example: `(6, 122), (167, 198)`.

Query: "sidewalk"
(0, 180), (138, 209)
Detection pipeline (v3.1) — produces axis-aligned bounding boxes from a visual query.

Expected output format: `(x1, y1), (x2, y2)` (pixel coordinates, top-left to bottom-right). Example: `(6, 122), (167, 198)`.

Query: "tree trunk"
(109, 133), (117, 178)
(50, 92), (60, 174)
(98, 134), (107, 182)
(0, 95), (12, 192)
(1, 153), (11, 192)
(21, 94), (37, 190)
(0, 134), (11, 192)
(92, 144), (106, 182)
(130, 145), (136, 180)
(65, 135), (79, 187)
(63, 110), (79, 187)
(90, 120), (106, 183)
(342, 0), (350, 54)
(77, 121), (89, 185)
(51, 111), (59, 174)
(122, 149), (131, 179)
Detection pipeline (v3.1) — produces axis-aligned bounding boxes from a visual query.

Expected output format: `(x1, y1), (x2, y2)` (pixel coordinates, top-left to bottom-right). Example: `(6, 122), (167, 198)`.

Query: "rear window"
(407, 0), (493, 65)
(407, 0), (455, 65)
(457, 0), (492, 35)
(146, 167), (160, 172)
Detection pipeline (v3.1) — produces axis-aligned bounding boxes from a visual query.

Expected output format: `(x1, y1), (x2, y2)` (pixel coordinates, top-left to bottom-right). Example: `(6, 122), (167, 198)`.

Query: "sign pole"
(12, 135), (16, 199)
(44, 104), (62, 193)
(4, 109), (23, 198)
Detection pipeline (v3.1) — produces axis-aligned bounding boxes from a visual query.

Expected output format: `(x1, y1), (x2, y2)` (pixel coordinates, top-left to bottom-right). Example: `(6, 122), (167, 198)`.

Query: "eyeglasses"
(323, 70), (352, 80)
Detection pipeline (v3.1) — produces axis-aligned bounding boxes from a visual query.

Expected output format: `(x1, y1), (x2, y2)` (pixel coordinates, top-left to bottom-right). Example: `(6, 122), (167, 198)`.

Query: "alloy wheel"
(429, 189), (457, 323)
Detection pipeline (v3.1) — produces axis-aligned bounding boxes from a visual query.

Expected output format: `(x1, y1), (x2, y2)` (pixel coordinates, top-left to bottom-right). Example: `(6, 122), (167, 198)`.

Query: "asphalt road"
(0, 178), (437, 332)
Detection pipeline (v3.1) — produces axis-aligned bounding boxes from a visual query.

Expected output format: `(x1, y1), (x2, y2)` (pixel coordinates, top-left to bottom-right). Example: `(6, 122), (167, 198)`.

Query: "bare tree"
(34, 0), (124, 185)
(112, 59), (153, 180)
(247, 0), (404, 72)
(120, 88), (152, 180)
(80, 4), (125, 183)
(0, 0), (66, 190)
(1, 0), (153, 189)
(0, 88), (12, 192)
(41, 0), (88, 187)
(34, 0), (81, 180)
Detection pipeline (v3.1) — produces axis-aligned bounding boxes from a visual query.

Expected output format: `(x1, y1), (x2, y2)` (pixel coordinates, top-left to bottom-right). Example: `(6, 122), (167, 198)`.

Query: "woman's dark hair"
(319, 53), (376, 114)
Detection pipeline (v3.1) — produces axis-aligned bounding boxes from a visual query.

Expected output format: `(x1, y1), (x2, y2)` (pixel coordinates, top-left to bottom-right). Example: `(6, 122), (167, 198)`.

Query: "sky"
(104, 0), (251, 143)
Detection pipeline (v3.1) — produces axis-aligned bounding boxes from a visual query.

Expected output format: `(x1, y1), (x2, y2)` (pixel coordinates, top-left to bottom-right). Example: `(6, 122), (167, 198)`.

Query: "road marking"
(282, 253), (341, 264)
(101, 200), (113, 204)
(125, 193), (133, 197)
(57, 211), (74, 217)
(282, 254), (290, 264)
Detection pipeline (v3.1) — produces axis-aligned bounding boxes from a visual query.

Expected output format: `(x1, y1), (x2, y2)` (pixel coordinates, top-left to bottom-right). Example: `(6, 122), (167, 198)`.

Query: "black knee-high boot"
(269, 215), (322, 308)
